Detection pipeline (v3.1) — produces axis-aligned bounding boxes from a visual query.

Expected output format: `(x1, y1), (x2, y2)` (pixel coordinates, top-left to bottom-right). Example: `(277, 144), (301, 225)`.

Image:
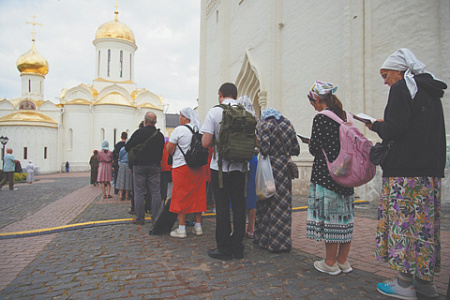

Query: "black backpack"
(177, 125), (209, 168)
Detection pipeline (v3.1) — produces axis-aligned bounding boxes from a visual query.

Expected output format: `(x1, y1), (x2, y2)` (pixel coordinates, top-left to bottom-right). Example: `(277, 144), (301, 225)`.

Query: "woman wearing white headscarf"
(166, 107), (207, 238)
(97, 140), (114, 199)
(25, 160), (35, 183)
(368, 48), (447, 299)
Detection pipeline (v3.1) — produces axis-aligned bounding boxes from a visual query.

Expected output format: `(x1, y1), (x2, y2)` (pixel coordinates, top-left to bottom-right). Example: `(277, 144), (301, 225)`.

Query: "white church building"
(0, 8), (165, 174)
(197, 0), (450, 201)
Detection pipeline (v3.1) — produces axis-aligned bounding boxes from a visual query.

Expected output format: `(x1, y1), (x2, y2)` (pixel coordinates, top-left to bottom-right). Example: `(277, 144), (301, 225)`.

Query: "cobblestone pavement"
(0, 172), (448, 299)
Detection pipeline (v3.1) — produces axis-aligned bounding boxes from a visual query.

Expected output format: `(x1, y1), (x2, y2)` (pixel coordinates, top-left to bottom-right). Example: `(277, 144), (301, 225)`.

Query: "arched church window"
(101, 128), (105, 141)
(114, 128), (117, 145)
(120, 51), (123, 78)
(98, 51), (101, 77)
(107, 49), (111, 77)
(68, 128), (73, 150)
(28, 79), (31, 92)
(130, 54), (132, 79)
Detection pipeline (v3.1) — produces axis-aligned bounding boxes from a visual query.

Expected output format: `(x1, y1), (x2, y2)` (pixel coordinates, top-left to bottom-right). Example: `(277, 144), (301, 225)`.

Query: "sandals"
(107, 195), (112, 198)
(103, 195), (107, 199)
(246, 231), (254, 239)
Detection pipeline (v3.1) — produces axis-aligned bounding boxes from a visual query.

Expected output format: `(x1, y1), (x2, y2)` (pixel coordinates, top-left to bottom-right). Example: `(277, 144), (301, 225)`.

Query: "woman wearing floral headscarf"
(166, 107), (207, 238)
(306, 81), (355, 276)
(253, 108), (300, 253)
(368, 48), (446, 299)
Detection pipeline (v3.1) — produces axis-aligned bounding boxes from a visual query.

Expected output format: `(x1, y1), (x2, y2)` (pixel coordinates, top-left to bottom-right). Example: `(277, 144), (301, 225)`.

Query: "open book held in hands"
(297, 134), (310, 144)
(351, 113), (377, 124)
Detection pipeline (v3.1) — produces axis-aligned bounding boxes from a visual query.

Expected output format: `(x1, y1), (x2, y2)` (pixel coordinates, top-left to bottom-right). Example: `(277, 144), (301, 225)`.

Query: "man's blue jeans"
(133, 165), (161, 223)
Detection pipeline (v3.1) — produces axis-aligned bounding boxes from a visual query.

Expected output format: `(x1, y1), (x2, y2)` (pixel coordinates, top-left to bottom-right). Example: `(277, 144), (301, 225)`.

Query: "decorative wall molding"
(206, 0), (220, 17)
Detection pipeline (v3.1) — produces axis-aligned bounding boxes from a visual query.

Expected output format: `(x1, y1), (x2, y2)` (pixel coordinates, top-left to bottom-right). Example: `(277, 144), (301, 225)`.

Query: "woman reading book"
(368, 48), (447, 299)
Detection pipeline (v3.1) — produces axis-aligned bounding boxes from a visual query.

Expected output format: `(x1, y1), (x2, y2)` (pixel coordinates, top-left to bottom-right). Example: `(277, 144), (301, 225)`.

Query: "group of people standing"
(197, 48), (446, 299)
(305, 48), (446, 299)
(86, 48), (445, 299)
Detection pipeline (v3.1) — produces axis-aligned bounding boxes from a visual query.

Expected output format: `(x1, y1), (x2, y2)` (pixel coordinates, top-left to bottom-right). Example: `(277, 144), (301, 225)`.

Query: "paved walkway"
(0, 172), (448, 299)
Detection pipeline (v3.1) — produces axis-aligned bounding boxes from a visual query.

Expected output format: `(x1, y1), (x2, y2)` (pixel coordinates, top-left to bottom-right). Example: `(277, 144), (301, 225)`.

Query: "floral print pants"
(375, 177), (441, 281)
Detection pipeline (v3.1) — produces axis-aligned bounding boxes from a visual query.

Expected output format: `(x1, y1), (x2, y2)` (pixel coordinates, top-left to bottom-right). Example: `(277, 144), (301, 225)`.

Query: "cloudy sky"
(0, 0), (200, 113)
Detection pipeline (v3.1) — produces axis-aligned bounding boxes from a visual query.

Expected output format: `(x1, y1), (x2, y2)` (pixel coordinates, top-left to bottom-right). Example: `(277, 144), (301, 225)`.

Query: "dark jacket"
(125, 125), (165, 166)
(372, 73), (447, 177)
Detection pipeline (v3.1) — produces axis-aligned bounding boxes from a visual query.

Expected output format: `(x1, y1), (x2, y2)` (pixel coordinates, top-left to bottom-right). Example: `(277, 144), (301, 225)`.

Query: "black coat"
(372, 73), (447, 177)
(125, 125), (165, 166)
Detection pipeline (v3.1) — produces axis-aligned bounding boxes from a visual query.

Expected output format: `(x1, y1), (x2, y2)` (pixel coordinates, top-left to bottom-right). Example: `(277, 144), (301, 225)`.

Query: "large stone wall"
(199, 0), (450, 202)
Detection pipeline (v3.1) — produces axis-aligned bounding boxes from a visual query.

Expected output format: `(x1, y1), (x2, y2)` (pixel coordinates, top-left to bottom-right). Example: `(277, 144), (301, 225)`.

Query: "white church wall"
(0, 126), (58, 174)
(92, 104), (136, 150)
(61, 105), (93, 172)
(0, 100), (15, 119)
(199, 0), (450, 201)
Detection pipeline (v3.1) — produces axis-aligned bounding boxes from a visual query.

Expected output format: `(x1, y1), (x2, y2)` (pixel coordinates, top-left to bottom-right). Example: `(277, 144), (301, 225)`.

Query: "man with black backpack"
(201, 82), (256, 260)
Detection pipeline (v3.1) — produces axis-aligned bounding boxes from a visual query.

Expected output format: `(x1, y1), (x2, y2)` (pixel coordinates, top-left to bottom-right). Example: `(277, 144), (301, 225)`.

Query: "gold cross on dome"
(25, 15), (43, 42)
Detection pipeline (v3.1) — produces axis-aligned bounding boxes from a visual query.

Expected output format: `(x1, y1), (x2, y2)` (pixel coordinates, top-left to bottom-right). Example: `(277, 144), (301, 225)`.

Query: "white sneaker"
(192, 226), (203, 236)
(337, 261), (353, 273)
(170, 228), (187, 238)
(314, 260), (341, 275)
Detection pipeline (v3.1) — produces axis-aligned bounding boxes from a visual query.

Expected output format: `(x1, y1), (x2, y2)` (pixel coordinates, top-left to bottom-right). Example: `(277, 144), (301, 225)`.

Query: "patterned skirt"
(375, 177), (441, 281)
(254, 155), (293, 252)
(306, 182), (355, 243)
(116, 163), (133, 190)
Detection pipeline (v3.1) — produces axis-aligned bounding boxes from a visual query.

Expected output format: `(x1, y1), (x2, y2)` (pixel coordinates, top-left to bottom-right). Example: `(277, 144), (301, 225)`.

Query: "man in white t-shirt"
(201, 82), (247, 261)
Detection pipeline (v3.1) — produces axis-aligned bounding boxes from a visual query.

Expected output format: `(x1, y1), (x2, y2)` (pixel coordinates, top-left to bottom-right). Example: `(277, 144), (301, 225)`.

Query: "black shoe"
(128, 210), (135, 215)
(233, 252), (244, 259)
(207, 248), (232, 261)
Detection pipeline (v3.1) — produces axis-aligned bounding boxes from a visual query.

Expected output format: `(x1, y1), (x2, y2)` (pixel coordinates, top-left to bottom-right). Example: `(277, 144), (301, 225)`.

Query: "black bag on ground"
(177, 125), (209, 168)
(149, 197), (178, 235)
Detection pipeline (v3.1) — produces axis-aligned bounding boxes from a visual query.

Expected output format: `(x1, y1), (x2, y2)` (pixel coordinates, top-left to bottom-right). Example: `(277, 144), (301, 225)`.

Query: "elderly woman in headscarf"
(306, 81), (355, 276)
(238, 95), (259, 238)
(97, 140), (114, 199)
(367, 48), (447, 299)
(166, 107), (207, 238)
(253, 107), (300, 253)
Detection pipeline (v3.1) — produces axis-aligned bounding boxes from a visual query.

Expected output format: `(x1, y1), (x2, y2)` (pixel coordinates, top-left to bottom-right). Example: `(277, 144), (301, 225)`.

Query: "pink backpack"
(318, 110), (376, 188)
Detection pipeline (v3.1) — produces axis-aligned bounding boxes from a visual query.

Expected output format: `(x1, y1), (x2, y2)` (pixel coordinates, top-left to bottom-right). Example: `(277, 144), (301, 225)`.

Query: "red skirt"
(170, 165), (207, 214)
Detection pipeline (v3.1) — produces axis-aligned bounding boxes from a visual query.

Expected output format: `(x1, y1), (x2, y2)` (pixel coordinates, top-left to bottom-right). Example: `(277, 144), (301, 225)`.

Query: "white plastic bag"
(255, 155), (276, 200)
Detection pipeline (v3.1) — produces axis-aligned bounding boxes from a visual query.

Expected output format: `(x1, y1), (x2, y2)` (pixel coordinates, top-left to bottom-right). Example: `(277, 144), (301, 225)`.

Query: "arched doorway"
(235, 50), (266, 118)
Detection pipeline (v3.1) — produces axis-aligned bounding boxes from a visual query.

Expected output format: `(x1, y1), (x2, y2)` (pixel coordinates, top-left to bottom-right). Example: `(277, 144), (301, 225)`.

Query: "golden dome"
(95, 92), (133, 107)
(0, 110), (57, 128)
(16, 43), (49, 75)
(95, 12), (135, 44)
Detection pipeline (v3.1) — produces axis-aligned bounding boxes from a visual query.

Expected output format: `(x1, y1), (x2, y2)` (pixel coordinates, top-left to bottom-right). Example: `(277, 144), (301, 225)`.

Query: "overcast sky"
(0, 0), (200, 114)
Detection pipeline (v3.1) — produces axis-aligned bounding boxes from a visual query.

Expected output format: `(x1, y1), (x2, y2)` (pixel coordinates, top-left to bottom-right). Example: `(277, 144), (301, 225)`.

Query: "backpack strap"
(316, 110), (352, 163)
(214, 104), (228, 189)
(177, 124), (194, 158)
(317, 109), (353, 125)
